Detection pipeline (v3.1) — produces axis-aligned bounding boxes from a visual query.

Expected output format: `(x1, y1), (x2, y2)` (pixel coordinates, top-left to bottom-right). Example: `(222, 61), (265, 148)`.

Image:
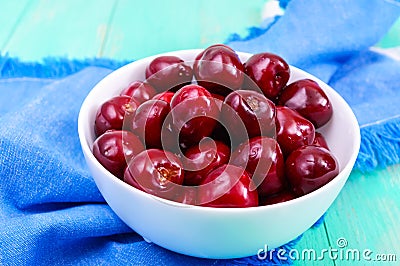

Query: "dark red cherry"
(275, 106), (315, 156)
(145, 56), (193, 92)
(222, 90), (276, 144)
(194, 45), (244, 96)
(278, 79), (332, 128)
(198, 164), (258, 208)
(93, 130), (145, 179)
(124, 149), (184, 200)
(120, 80), (156, 104)
(244, 52), (290, 101)
(285, 145), (339, 196)
(129, 100), (170, 149)
(152, 91), (175, 104)
(94, 96), (139, 137)
(231, 137), (285, 197)
(261, 190), (296, 205)
(194, 44), (235, 61)
(183, 138), (230, 186)
(169, 84), (219, 147)
(313, 132), (330, 150)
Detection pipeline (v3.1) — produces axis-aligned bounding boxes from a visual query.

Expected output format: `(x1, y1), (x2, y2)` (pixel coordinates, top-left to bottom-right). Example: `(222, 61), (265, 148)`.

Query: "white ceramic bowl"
(78, 49), (360, 259)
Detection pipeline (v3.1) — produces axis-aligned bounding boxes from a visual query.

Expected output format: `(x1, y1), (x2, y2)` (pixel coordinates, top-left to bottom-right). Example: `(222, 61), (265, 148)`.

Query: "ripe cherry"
(169, 84), (219, 148)
(244, 52), (290, 101)
(198, 164), (258, 207)
(120, 80), (156, 104)
(286, 145), (339, 196)
(278, 79), (332, 128)
(152, 91), (175, 104)
(92, 130), (144, 179)
(128, 100), (170, 149)
(194, 45), (244, 96)
(183, 138), (230, 186)
(222, 90), (276, 144)
(145, 56), (193, 92)
(94, 96), (139, 137)
(275, 106), (315, 156)
(124, 149), (184, 200)
(231, 137), (285, 197)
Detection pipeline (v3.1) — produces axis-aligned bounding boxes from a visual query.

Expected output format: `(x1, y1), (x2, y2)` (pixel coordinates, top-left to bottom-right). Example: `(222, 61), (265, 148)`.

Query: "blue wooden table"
(1, 1), (399, 265)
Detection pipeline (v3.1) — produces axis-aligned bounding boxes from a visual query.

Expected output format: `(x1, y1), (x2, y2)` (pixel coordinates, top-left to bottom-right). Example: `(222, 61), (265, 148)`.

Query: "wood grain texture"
(2, 0), (116, 60)
(101, 0), (266, 60)
(0, 0), (30, 52)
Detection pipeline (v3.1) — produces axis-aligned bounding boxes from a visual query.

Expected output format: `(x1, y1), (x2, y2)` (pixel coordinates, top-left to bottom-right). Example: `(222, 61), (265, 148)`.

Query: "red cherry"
(183, 139), (230, 186)
(275, 106), (315, 156)
(285, 145), (339, 196)
(231, 137), (285, 197)
(194, 45), (244, 96)
(198, 164), (258, 207)
(152, 91), (175, 104)
(120, 80), (156, 104)
(244, 52), (290, 100)
(313, 132), (330, 150)
(92, 130), (144, 179)
(94, 96), (139, 137)
(278, 79), (333, 128)
(124, 149), (184, 200)
(222, 90), (276, 144)
(169, 84), (219, 147)
(145, 56), (193, 92)
(261, 191), (296, 205)
(128, 100), (170, 149)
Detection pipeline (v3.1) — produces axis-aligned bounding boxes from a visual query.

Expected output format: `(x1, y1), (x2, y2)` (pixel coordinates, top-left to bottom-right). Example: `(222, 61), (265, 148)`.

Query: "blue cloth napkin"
(1, 0), (400, 265)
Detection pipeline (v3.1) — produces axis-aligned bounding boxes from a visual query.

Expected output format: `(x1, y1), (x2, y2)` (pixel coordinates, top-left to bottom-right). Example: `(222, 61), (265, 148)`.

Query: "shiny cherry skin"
(169, 84), (219, 148)
(145, 56), (193, 92)
(285, 145), (339, 196)
(278, 79), (333, 128)
(94, 96), (139, 137)
(120, 80), (157, 104)
(275, 106), (315, 156)
(129, 100), (170, 149)
(261, 190), (296, 205)
(231, 137), (285, 197)
(244, 52), (290, 101)
(194, 44), (235, 61)
(194, 45), (244, 96)
(313, 132), (330, 150)
(198, 164), (258, 208)
(124, 149), (184, 200)
(222, 90), (276, 144)
(92, 130), (145, 179)
(152, 91), (175, 104)
(183, 138), (230, 186)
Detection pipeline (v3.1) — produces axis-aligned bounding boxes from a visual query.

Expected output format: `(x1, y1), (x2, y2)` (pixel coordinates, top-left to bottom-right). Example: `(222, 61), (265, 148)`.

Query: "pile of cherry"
(92, 44), (339, 208)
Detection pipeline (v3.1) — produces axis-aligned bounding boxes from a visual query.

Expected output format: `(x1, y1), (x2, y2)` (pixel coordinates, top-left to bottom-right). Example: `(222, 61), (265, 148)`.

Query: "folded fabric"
(1, 0), (400, 265)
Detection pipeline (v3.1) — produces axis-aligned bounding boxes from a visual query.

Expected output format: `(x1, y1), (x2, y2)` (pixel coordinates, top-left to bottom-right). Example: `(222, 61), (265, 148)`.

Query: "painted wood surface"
(0, 1), (399, 265)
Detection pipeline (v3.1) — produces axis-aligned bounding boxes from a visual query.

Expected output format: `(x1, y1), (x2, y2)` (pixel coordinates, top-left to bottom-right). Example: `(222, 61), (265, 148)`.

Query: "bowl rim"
(78, 49), (361, 213)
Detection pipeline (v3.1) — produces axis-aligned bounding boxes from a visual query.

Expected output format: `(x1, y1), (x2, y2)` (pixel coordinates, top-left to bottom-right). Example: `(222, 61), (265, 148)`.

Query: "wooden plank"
(293, 223), (334, 266)
(101, 0), (266, 60)
(0, 0), (30, 52)
(324, 164), (400, 265)
(2, 0), (116, 61)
